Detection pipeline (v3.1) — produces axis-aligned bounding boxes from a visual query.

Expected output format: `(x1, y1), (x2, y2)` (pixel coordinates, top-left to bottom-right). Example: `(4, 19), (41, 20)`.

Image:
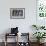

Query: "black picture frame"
(10, 8), (25, 19)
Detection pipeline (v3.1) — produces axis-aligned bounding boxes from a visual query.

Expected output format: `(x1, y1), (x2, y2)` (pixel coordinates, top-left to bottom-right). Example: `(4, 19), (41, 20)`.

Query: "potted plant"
(33, 32), (46, 43)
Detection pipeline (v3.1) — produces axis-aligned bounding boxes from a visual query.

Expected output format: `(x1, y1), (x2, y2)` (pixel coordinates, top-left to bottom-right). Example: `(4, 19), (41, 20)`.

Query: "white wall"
(0, 0), (37, 42)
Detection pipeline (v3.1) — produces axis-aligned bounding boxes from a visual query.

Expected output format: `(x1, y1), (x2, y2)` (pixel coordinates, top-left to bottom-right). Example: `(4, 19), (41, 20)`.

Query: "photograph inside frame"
(10, 8), (25, 19)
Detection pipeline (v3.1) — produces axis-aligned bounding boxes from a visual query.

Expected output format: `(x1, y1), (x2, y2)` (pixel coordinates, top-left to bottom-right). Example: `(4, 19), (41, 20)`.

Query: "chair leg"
(4, 41), (7, 46)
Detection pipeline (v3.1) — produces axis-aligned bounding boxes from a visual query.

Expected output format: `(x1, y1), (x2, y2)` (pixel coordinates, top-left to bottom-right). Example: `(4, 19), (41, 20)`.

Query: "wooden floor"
(0, 42), (46, 46)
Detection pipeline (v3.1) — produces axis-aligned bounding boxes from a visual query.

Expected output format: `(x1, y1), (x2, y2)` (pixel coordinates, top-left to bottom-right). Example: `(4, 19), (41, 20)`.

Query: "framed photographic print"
(37, 0), (46, 19)
(10, 8), (25, 19)
(36, 0), (46, 26)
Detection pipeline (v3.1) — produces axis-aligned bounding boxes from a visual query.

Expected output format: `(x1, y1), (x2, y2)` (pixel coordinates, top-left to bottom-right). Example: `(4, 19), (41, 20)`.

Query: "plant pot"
(40, 38), (45, 43)
(37, 39), (45, 44)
